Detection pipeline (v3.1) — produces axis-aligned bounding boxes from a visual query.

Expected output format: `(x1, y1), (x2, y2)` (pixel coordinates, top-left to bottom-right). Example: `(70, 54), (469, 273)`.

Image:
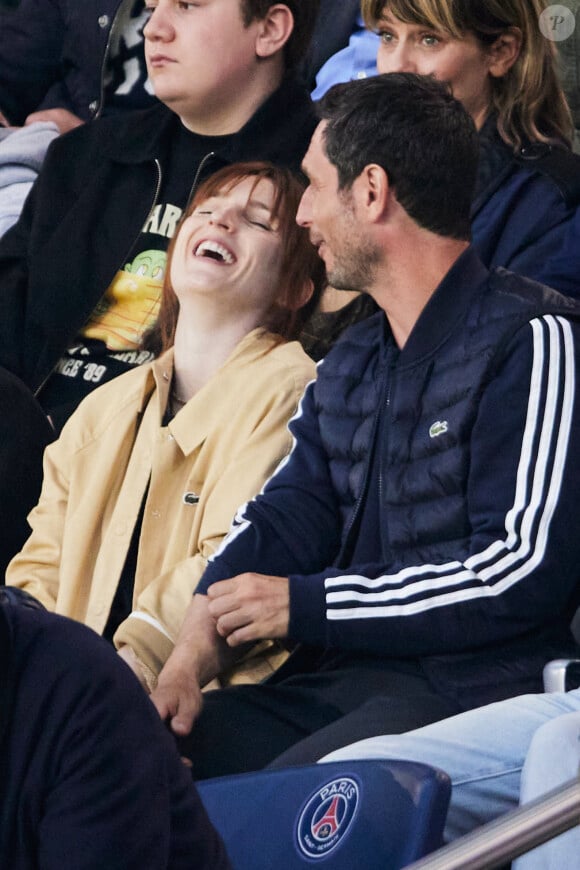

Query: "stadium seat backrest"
(197, 759), (451, 869)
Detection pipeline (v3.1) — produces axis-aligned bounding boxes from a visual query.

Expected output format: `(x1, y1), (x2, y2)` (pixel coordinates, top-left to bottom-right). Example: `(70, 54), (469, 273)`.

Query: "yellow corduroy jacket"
(7, 329), (315, 678)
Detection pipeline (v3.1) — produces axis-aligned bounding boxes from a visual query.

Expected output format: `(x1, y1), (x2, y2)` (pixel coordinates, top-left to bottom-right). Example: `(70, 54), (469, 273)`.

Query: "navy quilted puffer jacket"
(201, 248), (580, 709)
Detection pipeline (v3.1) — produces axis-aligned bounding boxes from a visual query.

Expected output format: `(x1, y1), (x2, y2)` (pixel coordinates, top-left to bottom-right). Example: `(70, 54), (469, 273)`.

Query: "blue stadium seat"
(197, 759), (451, 869)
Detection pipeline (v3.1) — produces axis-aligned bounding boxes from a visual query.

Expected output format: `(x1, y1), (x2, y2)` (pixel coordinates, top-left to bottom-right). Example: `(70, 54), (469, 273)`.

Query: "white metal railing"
(406, 776), (580, 870)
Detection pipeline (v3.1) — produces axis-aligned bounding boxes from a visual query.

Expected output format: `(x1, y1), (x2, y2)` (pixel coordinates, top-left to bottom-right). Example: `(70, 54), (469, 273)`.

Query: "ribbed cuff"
(114, 614), (175, 680)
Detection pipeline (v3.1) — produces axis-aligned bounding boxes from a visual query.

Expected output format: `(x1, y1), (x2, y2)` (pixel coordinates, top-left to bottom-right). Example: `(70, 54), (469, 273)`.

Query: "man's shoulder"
(462, 267), (580, 359)
(488, 267), (580, 320)
(260, 75), (315, 124)
(314, 310), (386, 388)
(323, 309), (385, 357)
(229, 76), (316, 169)
(49, 102), (171, 162)
(0, 122), (59, 173)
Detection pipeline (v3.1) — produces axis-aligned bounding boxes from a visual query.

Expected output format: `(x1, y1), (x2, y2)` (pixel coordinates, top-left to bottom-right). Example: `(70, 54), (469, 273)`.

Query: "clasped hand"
(207, 572), (290, 646)
(150, 575), (289, 737)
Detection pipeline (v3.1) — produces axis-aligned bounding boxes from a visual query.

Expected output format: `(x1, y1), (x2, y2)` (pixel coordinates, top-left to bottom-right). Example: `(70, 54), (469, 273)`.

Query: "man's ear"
(488, 28), (522, 78)
(255, 4), (294, 59)
(354, 164), (390, 222)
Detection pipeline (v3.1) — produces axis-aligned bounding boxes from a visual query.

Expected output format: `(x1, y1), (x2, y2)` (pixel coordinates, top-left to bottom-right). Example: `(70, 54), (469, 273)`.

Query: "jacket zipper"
(380, 343), (397, 505)
(185, 151), (216, 211)
(377, 387), (389, 512)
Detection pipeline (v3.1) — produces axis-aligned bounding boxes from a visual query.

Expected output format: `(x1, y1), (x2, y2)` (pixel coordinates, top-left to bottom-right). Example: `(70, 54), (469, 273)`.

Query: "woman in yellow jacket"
(7, 161), (323, 691)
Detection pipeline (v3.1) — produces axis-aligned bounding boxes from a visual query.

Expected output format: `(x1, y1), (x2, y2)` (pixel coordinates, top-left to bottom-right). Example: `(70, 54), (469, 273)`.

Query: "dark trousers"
(180, 660), (461, 781)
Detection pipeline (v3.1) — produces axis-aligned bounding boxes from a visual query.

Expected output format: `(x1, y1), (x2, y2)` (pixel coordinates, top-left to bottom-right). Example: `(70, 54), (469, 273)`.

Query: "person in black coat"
(0, 368), (53, 580)
(0, 0), (153, 131)
(0, 590), (230, 869)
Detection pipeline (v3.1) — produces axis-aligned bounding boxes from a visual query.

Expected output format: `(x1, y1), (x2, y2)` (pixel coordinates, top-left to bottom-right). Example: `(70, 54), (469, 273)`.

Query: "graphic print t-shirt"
(80, 203), (183, 352)
(37, 124), (233, 432)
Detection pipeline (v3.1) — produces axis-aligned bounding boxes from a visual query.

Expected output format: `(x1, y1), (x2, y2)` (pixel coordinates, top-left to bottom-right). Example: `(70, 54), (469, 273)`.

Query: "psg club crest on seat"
(295, 776), (360, 859)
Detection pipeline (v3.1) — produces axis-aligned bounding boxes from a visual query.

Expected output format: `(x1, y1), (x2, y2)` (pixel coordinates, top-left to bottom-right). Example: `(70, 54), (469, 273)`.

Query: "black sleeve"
(4, 608), (230, 869)
(0, 369), (54, 579)
(0, 0), (67, 124)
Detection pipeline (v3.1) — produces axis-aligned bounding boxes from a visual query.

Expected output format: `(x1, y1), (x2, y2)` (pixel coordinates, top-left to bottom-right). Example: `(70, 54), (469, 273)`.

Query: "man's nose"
(296, 187), (313, 227)
(143, 2), (174, 42)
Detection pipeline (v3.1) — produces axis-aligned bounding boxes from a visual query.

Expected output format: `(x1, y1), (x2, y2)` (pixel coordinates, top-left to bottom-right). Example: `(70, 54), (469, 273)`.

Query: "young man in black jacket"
(0, 0), (318, 431)
(0, 369), (53, 578)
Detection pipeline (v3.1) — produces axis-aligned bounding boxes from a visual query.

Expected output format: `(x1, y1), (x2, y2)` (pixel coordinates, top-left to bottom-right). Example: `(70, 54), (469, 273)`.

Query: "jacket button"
(88, 100), (98, 114)
(98, 14), (110, 28)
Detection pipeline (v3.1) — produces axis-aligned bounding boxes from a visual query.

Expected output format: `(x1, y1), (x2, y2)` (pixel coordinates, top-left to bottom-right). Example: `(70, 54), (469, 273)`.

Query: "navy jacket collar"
(394, 247), (490, 365)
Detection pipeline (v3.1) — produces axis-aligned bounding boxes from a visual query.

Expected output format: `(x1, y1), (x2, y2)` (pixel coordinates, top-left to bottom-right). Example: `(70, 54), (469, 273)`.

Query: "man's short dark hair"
(240, 0), (320, 69)
(317, 73), (479, 241)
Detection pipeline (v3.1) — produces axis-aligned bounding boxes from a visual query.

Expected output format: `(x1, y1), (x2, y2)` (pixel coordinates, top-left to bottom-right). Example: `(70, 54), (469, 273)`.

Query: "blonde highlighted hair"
(362, 0), (573, 149)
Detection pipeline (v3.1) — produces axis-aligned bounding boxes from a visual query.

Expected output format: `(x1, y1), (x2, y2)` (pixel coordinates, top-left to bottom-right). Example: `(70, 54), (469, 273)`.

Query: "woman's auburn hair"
(362, 0), (574, 150)
(148, 161), (324, 354)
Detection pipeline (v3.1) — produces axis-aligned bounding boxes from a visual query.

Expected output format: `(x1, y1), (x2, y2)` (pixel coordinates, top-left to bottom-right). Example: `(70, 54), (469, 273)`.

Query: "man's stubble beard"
(327, 195), (381, 294)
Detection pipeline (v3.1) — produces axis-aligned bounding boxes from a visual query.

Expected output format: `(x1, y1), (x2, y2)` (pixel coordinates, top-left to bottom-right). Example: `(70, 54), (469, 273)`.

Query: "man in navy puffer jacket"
(152, 74), (580, 779)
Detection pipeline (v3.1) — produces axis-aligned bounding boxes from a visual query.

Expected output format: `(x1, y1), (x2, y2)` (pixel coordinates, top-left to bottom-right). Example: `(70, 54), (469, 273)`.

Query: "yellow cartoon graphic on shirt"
(125, 250), (167, 281)
(82, 250), (167, 350)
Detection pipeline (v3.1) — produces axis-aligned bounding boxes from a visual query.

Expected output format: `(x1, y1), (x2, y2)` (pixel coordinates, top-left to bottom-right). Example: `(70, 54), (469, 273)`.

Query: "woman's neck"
(171, 302), (264, 401)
